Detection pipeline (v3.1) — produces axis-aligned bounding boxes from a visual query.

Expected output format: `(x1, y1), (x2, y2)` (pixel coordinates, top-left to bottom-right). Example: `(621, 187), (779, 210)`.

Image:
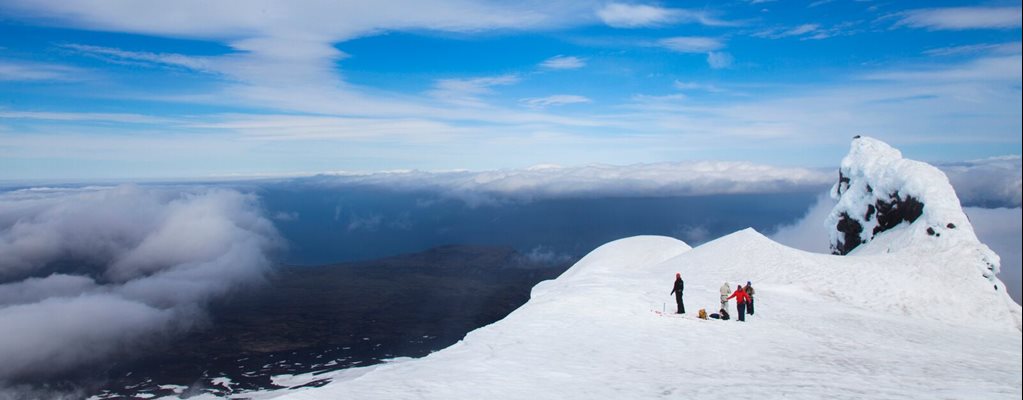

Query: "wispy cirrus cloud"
(672, 81), (723, 93)
(755, 23), (821, 39)
(539, 55), (586, 70)
(0, 111), (173, 124)
(0, 60), (84, 81)
(656, 36), (724, 53)
(922, 42), (1022, 57)
(596, 2), (734, 28)
(191, 114), (469, 141)
(428, 74), (520, 107)
(894, 7), (1022, 30)
(752, 21), (859, 40)
(0, 0), (596, 131)
(61, 43), (215, 72)
(863, 55), (1021, 82)
(706, 52), (734, 69)
(521, 95), (591, 108)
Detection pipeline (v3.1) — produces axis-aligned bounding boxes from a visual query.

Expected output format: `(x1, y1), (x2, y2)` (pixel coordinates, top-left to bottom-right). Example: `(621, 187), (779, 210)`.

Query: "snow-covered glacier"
(230, 137), (1022, 399)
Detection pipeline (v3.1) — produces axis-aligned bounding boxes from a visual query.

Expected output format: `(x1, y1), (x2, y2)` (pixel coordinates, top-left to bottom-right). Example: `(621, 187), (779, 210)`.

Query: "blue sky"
(0, 0), (1020, 181)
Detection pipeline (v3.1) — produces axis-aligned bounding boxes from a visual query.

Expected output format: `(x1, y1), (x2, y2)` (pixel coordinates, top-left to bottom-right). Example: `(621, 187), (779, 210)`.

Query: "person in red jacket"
(727, 285), (751, 322)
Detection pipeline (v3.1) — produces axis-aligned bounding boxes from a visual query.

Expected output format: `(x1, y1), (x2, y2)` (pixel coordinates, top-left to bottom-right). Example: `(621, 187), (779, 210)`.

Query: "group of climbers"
(669, 275), (755, 322)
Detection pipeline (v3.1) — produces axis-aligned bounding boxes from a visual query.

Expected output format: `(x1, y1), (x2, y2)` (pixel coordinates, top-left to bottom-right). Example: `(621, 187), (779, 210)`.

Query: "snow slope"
(199, 137), (1021, 399)
(223, 229), (1021, 400)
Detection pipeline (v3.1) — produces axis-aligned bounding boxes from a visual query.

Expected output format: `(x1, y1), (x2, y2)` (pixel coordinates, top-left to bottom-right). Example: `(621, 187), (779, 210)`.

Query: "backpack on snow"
(698, 309), (707, 320)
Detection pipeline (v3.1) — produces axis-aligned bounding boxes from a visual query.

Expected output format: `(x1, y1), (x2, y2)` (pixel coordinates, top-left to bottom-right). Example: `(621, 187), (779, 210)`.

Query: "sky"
(0, 0), (1021, 180)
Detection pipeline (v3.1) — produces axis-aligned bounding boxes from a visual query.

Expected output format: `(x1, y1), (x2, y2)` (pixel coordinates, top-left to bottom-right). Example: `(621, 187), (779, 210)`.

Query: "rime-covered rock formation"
(826, 136), (1004, 288)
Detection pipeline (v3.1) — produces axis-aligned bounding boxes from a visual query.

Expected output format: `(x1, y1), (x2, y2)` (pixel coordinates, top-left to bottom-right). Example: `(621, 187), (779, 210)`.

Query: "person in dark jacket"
(727, 285), (751, 322)
(709, 308), (730, 320)
(669, 273), (685, 314)
(744, 281), (755, 315)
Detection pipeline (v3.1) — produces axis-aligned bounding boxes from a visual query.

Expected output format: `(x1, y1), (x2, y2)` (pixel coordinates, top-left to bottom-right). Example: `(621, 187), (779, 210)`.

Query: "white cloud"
(521, 95), (592, 108)
(864, 55), (1021, 82)
(939, 157), (1022, 208)
(0, 110), (172, 124)
(754, 23), (820, 39)
(609, 51), (1021, 146)
(895, 7), (1022, 30)
(0, 185), (280, 378)
(596, 3), (732, 28)
(922, 42), (1023, 57)
(0, 60), (84, 81)
(752, 22), (857, 40)
(965, 207), (1023, 303)
(428, 74), (520, 107)
(769, 193), (835, 254)
(672, 81), (723, 93)
(653, 37), (732, 69)
(3, 0), (568, 40)
(597, 3), (677, 28)
(191, 114), (470, 141)
(62, 43), (214, 72)
(539, 55), (586, 70)
(784, 23), (820, 36)
(657, 36), (724, 53)
(306, 161), (834, 206)
(707, 52), (734, 69)
(0, 0), (600, 134)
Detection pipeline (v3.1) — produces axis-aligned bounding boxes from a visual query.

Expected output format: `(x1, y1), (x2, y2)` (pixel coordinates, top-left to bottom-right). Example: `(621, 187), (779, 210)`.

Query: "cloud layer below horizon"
(294, 156), (1021, 208)
(0, 185), (280, 380)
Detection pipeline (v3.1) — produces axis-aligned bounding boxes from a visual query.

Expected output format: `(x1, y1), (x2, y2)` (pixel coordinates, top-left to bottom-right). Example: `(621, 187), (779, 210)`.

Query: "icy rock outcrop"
(826, 136), (1001, 282)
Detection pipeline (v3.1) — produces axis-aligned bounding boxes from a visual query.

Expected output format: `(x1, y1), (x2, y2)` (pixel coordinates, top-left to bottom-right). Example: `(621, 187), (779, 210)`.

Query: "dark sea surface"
(254, 183), (823, 265)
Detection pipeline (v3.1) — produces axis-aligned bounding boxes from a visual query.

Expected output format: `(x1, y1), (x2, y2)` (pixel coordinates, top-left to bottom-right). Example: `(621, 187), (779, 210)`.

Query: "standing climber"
(727, 285), (751, 322)
(670, 273), (686, 314)
(744, 281), (756, 315)
(719, 282), (731, 313)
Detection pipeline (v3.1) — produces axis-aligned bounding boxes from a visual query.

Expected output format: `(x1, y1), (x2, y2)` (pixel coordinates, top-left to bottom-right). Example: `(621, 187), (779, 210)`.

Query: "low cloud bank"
(305, 162), (835, 206)
(963, 207), (1023, 303)
(0, 185), (280, 381)
(939, 156), (1022, 208)
(768, 193), (835, 254)
(297, 158), (1021, 208)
